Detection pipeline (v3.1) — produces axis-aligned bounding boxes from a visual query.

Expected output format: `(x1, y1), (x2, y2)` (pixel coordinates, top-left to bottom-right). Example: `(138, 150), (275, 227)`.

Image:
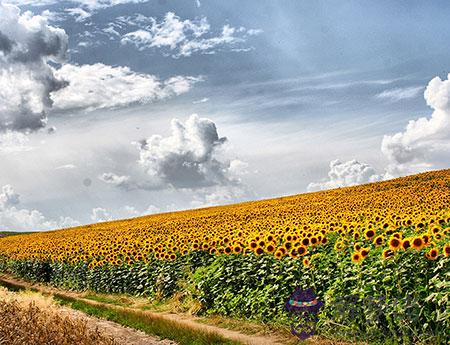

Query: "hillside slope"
(0, 169), (449, 264)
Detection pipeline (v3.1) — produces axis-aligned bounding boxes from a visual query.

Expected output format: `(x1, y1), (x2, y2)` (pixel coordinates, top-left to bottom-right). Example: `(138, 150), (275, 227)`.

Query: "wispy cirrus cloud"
(7, 0), (149, 10)
(376, 86), (424, 102)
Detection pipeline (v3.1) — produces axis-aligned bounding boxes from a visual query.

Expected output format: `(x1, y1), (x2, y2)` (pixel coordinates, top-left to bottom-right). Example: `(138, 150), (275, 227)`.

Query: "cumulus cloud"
(0, 2), (68, 132)
(0, 184), (79, 231)
(307, 159), (382, 192)
(376, 86), (423, 102)
(381, 74), (450, 176)
(99, 114), (252, 206)
(134, 114), (241, 189)
(51, 63), (201, 112)
(119, 12), (261, 57)
(90, 207), (112, 222)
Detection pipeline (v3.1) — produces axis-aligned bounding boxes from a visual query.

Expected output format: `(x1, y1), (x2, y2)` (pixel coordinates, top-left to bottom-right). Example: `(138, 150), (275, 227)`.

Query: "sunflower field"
(0, 169), (449, 343)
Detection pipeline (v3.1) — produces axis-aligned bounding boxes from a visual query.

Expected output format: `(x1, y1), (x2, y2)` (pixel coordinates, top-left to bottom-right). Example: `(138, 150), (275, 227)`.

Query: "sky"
(1, 0), (450, 231)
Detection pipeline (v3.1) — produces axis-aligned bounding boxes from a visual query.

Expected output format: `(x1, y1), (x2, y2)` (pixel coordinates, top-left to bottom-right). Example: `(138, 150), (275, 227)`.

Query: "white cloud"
(61, 42), (201, 103)
(51, 63), (201, 112)
(144, 204), (160, 215)
(55, 164), (76, 170)
(0, 3), (200, 139)
(134, 114), (241, 189)
(90, 207), (111, 222)
(98, 114), (252, 207)
(381, 74), (450, 176)
(376, 86), (423, 102)
(193, 97), (209, 104)
(0, 184), (79, 231)
(0, 185), (20, 209)
(309, 74), (450, 191)
(65, 8), (92, 22)
(7, 0), (149, 10)
(122, 205), (139, 217)
(0, 2), (68, 132)
(90, 204), (161, 223)
(0, 131), (33, 153)
(307, 159), (382, 192)
(119, 12), (261, 57)
(190, 185), (249, 209)
(99, 172), (133, 190)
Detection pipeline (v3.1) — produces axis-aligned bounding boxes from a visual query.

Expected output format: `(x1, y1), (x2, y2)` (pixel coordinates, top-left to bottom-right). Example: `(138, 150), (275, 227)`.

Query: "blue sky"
(1, 0), (450, 230)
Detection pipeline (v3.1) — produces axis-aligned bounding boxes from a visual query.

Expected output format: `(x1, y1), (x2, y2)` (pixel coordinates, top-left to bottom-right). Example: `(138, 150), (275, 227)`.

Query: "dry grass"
(0, 288), (117, 345)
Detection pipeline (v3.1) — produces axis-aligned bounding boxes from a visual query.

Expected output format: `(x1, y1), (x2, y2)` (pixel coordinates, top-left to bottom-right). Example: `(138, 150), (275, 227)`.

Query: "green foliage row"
(0, 247), (449, 344)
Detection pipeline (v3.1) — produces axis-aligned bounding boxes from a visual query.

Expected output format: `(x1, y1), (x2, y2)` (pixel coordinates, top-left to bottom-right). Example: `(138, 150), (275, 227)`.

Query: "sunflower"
(373, 235), (384, 247)
(351, 252), (363, 263)
(255, 247), (264, 256)
(392, 232), (402, 239)
(354, 243), (362, 251)
(334, 241), (345, 251)
(431, 226), (441, 234)
(288, 249), (298, 259)
(302, 258), (310, 268)
(297, 245), (308, 256)
(425, 248), (439, 260)
(360, 248), (370, 258)
(444, 244), (450, 257)
(389, 237), (402, 251)
(411, 237), (424, 250)
(284, 241), (292, 251)
(364, 229), (376, 240)
(224, 246), (232, 255)
(382, 249), (394, 260)
(275, 250), (284, 260)
(433, 232), (443, 241)
(266, 244), (275, 253)
(401, 239), (411, 250)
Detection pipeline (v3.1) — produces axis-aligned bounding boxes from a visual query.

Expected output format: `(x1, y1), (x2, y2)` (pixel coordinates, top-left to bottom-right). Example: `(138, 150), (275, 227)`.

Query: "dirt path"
(56, 306), (177, 345)
(0, 274), (287, 345)
(0, 275), (359, 345)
